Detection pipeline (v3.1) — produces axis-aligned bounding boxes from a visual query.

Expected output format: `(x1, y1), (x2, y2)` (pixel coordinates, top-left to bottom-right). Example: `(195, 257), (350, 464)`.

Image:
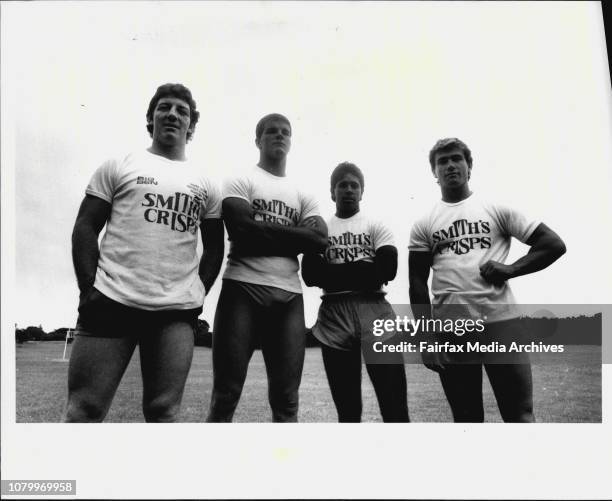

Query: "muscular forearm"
(408, 251), (441, 371)
(480, 224), (566, 285)
(409, 281), (432, 319)
(71, 223), (100, 294)
(508, 240), (566, 279)
(199, 248), (224, 294)
(325, 261), (384, 292)
(304, 260), (386, 292)
(304, 245), (397, 292)
(232, 220), (327, 256)
(233, 239), (293, 257)
(199, 219), (225, 293)
(301, 253), (325, 287)
(409, 280), (444, 372)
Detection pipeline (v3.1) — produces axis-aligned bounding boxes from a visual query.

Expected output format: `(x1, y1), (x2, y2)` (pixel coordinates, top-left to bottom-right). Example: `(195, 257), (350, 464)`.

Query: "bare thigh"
(321, 344), (363, 422)
(139, 321), (195, 423)
(485, 363), (534, 423)
(64, 335), (137, 422)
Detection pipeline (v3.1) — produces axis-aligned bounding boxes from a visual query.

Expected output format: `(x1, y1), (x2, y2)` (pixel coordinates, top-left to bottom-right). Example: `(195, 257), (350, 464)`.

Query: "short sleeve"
(85, 158), (120, 203)
(408, 218), (431, 252)
(222, 176), (251, 202)
(370, 220), (395, 250)
(298, 192), (320, 222)
(201, 180), (222, 219)
(496, 204), (540, 243)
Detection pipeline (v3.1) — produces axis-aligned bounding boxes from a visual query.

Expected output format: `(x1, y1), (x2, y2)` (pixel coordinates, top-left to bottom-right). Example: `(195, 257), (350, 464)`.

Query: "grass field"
(15, 341), (601, 423)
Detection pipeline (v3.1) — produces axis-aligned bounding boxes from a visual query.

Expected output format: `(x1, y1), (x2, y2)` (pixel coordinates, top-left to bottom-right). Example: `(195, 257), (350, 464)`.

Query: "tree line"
(15, 320), (321, 347)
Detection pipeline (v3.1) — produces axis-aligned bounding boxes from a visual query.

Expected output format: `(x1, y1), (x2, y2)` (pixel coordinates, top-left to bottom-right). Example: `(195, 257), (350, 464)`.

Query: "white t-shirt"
(409, 193), (539, 321)
(323, 211), (395, 295)
(222, 165), (320, 293)
(86, 150), (221, 310)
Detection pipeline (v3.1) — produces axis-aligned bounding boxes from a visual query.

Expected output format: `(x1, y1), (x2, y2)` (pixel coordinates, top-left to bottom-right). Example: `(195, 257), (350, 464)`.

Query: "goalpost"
(61, 328), (75, 361)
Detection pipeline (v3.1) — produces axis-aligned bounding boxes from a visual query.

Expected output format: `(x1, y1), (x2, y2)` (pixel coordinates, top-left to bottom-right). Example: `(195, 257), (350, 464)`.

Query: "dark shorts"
(231, 280), (298, 307)
(76, 288), (202, 338)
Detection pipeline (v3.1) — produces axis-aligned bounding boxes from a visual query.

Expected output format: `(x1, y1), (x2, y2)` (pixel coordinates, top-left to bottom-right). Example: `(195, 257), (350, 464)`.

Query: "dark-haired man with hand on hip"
(409, 138), (566, 422)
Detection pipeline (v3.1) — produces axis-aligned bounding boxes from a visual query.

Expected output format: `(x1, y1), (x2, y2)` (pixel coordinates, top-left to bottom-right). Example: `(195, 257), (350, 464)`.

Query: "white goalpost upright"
(62, 328), (74, 361)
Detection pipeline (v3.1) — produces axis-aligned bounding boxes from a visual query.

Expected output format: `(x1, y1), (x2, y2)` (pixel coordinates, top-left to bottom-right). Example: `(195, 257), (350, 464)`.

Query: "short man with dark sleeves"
(409, 138), (566, 422)
(302, 162), (409, 422)
(206, 113), (327, 422)
(65, 83), (225, 422)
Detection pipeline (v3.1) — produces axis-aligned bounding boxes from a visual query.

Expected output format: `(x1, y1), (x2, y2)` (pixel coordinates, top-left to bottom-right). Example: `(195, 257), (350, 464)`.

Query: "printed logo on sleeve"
(137, 176), (158, 185)
(433, 219), (491, 255)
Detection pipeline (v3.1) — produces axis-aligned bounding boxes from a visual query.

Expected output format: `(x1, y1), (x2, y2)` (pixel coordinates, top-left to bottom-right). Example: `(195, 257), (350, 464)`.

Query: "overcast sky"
(3, 1), (612, 333)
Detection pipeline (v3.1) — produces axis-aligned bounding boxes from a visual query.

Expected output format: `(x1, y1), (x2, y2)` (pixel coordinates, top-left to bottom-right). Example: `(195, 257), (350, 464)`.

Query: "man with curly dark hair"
(65, 83), (224, 422)
(145, 83), (200, 143)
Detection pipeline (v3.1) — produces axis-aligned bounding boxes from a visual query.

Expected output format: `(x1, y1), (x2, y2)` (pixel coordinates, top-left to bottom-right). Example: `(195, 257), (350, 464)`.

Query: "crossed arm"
(222, 197), (328, 257)
(302, 245), (398, 293)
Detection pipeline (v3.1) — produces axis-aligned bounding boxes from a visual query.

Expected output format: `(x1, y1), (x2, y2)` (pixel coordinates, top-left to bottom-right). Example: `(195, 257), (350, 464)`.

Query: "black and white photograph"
(2, 1), (611, 499)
